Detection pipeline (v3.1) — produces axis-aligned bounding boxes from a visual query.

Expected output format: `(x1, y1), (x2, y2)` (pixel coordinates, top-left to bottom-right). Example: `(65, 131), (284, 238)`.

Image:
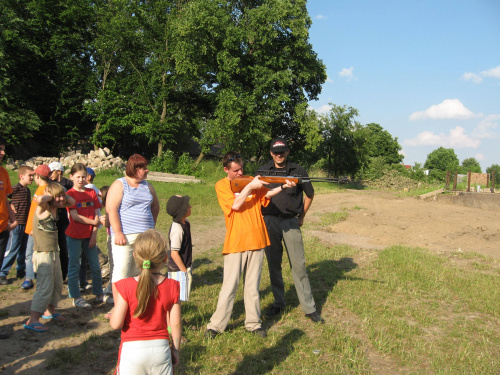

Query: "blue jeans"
(66, 236), (103, 299)
(25, 235), (35, 280)
(0, 224), (28, 277)
(0, 230), (10, 273)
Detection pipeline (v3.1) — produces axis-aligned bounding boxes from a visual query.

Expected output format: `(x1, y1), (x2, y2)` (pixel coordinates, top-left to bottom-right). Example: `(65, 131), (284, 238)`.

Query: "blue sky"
(305, 0), (500, 171)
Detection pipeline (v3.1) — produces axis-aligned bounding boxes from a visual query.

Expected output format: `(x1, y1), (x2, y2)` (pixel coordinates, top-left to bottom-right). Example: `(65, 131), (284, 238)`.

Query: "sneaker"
(103, 294), (114, 304)
(305, 311), (325, 323)
(95, 294), (104, 303)
(80, 284), (92, 293)
(265, 305), (283, 317)
(21, 280), (34, 290)
(205, 329), (218, 339)
(0, 276), (8, 286)
(73, 297), (91, 309)
(250, 328), (267, 338)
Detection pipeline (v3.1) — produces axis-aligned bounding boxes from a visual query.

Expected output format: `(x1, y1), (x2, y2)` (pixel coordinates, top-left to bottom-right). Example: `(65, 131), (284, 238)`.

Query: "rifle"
(230, 174), (350, 193)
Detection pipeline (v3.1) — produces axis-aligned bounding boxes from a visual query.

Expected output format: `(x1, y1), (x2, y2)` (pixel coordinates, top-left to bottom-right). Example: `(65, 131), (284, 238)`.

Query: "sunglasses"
(224, 154), (242, 167)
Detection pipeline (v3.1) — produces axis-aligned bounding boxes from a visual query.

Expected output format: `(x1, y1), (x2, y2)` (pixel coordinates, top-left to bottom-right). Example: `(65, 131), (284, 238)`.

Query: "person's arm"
(148, 183), (160, 225)
(298, 194), (314, 226)
(106, 180), (126, 245)
(110, 283), (127, 329)
(69, 209), (100, 226)
(169, 302), (182, 367)
(170, 251), (187, 273)
(231, 176), (269, 211)
(264, 179), (296, 199)
(6, 197), (17, 231)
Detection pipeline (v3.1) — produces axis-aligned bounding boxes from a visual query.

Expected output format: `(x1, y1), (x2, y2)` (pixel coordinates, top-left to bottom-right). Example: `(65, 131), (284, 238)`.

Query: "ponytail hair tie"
(142, 260), (151, 269)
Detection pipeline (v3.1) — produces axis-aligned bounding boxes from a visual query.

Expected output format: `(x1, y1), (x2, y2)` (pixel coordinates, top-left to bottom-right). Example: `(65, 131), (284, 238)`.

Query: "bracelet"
(280, 184), (285, 190)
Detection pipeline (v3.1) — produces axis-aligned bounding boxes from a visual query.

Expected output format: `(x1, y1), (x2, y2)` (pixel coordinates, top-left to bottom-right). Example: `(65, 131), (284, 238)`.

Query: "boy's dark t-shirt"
(167, 220), (192, 272)
(8, 183), (31, 225)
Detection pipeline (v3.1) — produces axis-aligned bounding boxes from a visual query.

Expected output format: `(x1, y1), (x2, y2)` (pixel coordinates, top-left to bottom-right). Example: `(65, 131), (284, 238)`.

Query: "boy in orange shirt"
(205, 151), (295, 338)
(22, 164), (51, 290)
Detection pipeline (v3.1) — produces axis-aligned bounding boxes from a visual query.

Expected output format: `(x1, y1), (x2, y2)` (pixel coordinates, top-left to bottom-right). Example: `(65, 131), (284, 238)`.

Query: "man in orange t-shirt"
(205, 151), (295, 338)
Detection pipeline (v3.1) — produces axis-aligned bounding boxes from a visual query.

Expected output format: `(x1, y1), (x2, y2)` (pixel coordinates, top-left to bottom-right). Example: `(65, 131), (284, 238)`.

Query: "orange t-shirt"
(25, 185), (47, 235)
(215, 178), (270, 254)
(0, 167), (13, 232)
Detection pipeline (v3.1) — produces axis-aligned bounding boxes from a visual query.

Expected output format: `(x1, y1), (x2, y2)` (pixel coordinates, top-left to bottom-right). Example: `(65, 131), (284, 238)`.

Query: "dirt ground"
(0, 189), (498, 374)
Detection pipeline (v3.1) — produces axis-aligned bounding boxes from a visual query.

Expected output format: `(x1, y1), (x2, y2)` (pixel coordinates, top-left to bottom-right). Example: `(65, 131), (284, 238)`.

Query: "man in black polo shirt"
(257, 138), (324, 323)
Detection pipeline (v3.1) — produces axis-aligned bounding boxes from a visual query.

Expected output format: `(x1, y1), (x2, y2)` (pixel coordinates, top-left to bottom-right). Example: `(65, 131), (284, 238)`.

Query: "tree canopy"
(459, 157), (481, 174)
(424, 147), (459, 180)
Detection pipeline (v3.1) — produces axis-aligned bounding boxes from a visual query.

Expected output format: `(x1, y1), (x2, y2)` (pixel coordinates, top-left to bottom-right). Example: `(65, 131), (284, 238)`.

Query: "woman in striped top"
(106, 154), (160, 285)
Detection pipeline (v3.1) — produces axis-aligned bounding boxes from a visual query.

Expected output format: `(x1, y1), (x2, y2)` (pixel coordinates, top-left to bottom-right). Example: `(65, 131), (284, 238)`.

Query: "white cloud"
(339, 67), (354, 80)
(403, 126), (480, 148)
(462, 72), (483, 83)
(473, 114), (500, 139)
(475, 153), (485, 161)
(315, 104), (332, 114)
(480, 66), (500, 79)
(409, 99), (479, 121)
(462, 65), (500, 83)
(326, 75), (334, 83)
(315, 14), (325, 20)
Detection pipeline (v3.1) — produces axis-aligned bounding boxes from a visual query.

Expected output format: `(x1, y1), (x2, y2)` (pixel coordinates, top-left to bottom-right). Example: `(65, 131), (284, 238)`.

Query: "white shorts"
(119, 339), (172, 375)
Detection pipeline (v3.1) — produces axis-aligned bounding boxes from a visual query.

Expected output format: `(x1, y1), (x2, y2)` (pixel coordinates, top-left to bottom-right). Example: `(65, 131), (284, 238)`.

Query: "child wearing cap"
(0, 166), (34, 285)
(166, 195), (193, 302)
(22, 164), (52, 290)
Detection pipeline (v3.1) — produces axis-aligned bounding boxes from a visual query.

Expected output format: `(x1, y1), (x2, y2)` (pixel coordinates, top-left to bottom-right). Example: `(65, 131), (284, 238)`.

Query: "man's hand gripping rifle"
(230, 171), (350, 193)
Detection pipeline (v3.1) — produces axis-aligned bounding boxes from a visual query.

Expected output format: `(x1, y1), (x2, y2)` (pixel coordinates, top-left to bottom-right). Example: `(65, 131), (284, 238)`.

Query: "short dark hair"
(222, 151), (243, 168)
(126, 154), (148, 178)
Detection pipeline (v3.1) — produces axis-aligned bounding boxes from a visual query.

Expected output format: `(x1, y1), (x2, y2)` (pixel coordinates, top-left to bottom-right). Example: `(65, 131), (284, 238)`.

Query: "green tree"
(319, 104), (367, 177)
(200, 0), (326, 158)
(362, 123), (403, 164)
(486, 164), (500, 186)
(460, 157), (482, 173)
(424, 147), (459, 181)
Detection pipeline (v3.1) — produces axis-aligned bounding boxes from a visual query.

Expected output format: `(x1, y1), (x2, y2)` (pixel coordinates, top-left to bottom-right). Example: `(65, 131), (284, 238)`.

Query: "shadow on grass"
(229, 329), (305, 375)
(260, 257), (359, 321)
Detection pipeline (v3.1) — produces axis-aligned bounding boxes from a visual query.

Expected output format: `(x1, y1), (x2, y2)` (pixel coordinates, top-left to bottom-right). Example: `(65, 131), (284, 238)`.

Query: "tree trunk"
(194, 152), (205, 167)
(157, 141), (163, 157)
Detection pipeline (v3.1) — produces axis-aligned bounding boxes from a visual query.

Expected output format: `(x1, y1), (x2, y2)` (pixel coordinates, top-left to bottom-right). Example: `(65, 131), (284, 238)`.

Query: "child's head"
(166, 195), (191, 223)
(100, 185), (110, 207)
(18, 166), (34, 186)
(34, 165), (51, 185)
(48, 162), (64, 181)
(70, 163), (87, 189)
(133, 229), (168, 318)
(44, 182), (66, 207)
(86, 167), (96, 183)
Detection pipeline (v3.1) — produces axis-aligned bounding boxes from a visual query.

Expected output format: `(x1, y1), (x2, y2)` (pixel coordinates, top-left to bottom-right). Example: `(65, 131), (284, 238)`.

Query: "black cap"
(270, 138), (289, 153)
(166, 195), (190, 223)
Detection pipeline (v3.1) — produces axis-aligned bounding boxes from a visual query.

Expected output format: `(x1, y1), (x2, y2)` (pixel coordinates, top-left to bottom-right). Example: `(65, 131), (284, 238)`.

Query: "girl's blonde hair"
(44, 182), (65, 206)
(133, 229), (168, 318)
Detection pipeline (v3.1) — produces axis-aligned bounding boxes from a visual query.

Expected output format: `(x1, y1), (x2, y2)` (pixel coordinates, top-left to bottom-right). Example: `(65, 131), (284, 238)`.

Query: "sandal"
(41, 313), (65, 321)
(23, 322), (48, 332)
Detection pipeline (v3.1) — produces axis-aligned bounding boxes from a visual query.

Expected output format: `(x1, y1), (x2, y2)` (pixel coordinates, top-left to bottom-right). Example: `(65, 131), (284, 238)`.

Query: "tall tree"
(1, 0), (96, 156)
(424, 147), (459, 180)
(486, 164), (499, 185)
(362, 123), (403, 164)
(460, 157), (482, 173)
(200, 0), (326, 157)
(319, 104), (367, 177)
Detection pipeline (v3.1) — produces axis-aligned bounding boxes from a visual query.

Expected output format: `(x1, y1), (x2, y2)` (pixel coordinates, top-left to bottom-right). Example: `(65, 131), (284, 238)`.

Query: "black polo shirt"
(257, 160), (314, 216)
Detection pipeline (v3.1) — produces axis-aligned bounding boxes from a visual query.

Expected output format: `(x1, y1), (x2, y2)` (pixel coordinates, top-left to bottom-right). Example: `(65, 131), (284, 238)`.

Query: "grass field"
(5, 166), (500, 374)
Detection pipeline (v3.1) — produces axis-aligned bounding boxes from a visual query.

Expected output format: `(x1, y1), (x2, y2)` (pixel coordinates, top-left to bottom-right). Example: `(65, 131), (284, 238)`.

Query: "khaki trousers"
(31, 250), (63, 313)
(207, 249), (264, 332)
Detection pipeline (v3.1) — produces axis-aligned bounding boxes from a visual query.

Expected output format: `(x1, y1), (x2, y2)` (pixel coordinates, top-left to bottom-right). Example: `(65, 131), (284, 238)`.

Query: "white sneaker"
(103, 294), (114, 304)
(73, 297), (91, 310)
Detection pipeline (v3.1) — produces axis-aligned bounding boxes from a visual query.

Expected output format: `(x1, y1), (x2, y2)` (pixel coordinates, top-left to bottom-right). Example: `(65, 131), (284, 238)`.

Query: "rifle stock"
(230, 175), (349, 193)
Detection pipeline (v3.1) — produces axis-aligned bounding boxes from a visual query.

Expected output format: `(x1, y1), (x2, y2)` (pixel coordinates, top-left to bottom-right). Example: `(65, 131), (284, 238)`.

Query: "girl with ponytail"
(110, 229), (181, 374)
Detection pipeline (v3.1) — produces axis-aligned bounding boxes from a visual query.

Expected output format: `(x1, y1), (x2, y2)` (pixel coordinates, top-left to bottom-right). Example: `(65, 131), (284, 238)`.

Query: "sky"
(305, 0), (500, 171)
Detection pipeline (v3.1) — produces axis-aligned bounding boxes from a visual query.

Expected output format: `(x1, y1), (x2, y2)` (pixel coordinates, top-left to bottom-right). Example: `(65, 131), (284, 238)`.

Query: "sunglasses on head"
(224, 154), (242, 167)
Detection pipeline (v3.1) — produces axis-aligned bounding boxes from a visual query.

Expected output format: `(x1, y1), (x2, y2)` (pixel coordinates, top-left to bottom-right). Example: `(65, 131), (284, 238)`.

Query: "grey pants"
(264, 215), (316, 314)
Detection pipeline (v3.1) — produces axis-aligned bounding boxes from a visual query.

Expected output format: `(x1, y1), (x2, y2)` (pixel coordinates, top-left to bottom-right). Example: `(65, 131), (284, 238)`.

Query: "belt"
(275, 214), (297, 219)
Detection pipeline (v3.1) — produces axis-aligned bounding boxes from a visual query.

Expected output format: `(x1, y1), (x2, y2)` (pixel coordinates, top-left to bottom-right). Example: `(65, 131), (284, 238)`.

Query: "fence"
(445, 170), (496, 193)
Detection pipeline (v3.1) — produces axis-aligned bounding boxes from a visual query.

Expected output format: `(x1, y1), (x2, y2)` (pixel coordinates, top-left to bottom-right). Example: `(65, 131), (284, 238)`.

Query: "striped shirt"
(110, 177), (155, 236)
(8, 183), (31, 225)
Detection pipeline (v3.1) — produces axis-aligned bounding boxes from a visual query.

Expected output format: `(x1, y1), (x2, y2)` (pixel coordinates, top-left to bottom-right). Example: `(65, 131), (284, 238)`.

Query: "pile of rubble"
(365, 170), (429, 191)
(5, 148), (127, 174)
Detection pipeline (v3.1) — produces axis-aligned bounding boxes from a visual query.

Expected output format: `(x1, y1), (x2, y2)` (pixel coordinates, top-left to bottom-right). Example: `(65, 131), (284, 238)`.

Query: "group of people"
(0, 136), (321, 374)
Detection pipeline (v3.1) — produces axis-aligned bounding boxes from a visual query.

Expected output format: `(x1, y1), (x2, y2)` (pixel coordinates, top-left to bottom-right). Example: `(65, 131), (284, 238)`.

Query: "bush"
(177, 153), (194, 175)
(149, 150), (177, 173)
